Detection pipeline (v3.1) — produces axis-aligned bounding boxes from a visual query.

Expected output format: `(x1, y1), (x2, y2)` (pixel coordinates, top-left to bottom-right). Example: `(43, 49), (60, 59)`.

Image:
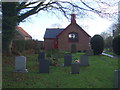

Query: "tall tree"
(2, 2), (19, 54)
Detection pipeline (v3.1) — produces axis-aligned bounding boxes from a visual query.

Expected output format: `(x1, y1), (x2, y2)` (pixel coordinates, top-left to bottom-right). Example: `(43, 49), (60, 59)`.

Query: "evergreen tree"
(90, 35), (104, 55)
(112, 35), (120, 55)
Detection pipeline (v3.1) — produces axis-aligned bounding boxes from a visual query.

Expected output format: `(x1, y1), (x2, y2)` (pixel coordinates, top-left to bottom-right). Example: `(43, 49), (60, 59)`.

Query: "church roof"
(44, 28), (63, 39)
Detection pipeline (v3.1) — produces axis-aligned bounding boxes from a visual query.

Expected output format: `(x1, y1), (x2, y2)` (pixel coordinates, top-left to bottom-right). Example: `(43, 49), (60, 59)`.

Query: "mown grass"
(2, 53), (118, 88)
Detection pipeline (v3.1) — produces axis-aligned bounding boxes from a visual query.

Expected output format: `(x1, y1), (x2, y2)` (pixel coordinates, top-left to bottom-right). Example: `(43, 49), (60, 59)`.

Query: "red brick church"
(44, 13), (91, 51)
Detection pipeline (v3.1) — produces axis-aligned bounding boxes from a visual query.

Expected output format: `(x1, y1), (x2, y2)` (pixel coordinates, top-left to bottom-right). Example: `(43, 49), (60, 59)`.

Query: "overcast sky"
(19, 0), (119, 41)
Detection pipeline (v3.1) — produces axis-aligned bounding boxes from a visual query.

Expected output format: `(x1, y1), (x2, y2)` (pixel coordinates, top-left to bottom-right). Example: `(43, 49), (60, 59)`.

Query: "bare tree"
(17, 0), (118, 23)
(100, 31), (111, 40)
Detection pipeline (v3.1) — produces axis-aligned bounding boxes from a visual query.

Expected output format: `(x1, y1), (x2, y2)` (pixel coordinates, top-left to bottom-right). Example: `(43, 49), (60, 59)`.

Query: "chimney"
(71, 14), (76, 23)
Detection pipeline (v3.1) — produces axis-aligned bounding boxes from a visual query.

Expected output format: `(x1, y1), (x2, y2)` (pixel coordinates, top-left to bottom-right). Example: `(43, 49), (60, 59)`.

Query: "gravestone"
(14, 56), (28, 72)
(71, 63), (80, 74)
(64, 54), (72, 66)
(80, 55), (89, 66)
(39, 59), (50, 73)
(114, 70), (120, 88)
(38, 52), (45, 62)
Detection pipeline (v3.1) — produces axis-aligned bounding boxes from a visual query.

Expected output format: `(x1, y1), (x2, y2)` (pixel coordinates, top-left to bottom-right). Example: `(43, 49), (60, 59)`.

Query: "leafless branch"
(18, 0), (118, 22)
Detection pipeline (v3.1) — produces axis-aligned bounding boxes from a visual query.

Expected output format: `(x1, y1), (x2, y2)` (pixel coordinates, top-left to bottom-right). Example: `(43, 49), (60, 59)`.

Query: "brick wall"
(44, 38), (55, 50)
(58, 23), (91, 51)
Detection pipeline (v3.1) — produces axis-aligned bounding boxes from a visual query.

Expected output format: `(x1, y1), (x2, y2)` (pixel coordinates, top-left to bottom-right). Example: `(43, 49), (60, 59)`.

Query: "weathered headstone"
(71, 63), (80, 74)
(64, 54), (72, 66)
(38, 52), (45, 62)
(39, 59), (50, 73)
(80, 55), (89, 66)
(14, 56), (28, 72)
(114, 70), (120, 88)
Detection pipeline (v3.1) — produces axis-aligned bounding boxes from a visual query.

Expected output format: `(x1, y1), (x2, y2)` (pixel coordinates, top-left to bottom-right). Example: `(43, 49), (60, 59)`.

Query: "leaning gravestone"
(80, 55), (89, 66)
(14, 56), (28, 72)
(71, 63), (80, 74)
(39, 59), (50, 73)
(64, 54), (72, 66)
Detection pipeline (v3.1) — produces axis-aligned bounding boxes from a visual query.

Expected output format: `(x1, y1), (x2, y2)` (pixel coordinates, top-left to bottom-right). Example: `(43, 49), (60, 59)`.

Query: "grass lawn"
(2, 53), (118, 88)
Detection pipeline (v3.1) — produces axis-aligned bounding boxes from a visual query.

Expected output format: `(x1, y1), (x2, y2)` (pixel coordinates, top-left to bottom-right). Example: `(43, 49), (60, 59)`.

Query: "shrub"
(90, 35), (104, 55)
(77, 50), (81, 53)
(12, 40), (26, 52)
(51, 49), (59, 55)
(12, 40), (42, 54)
(46, 50), (52, 58)
(24, 40), (34, 50)
(46, 49), (65, 58)
(112, 35), (120, 55)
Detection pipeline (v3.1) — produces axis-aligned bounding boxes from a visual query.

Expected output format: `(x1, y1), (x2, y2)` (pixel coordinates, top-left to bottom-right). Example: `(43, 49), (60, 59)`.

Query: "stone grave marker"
(14, 56), (28, 72)
(64, 54), (72, 66)
(71, 63), (80, 74)
(39, 59), (50, 73)
(114, 70), (120, 88)
(80, 54), (89, 66)
(38, 52), (45, 62)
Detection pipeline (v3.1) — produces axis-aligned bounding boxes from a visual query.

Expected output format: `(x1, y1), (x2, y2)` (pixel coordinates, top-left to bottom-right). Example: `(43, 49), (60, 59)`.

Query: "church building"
(44, 13), (91, 51)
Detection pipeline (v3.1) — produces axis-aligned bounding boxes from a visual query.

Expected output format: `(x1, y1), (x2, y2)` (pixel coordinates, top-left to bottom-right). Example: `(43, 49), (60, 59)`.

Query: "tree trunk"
(9, 40), (13, 55)
(2, 2), (18, 55)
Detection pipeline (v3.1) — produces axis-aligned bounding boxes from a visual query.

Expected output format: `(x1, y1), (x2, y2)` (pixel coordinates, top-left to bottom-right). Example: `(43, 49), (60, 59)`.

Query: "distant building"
(15, 26), (32, 40)
(44, 13), (91, 51)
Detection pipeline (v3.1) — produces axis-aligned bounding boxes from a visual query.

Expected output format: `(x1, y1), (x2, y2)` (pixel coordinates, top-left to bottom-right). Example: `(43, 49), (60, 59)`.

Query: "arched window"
(68, 32), (78, 42)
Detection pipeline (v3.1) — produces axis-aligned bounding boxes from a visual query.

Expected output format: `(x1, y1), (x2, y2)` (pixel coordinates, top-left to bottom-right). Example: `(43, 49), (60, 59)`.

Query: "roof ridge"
(16, 26), (31, 37)
(75, 23), (91, 37)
